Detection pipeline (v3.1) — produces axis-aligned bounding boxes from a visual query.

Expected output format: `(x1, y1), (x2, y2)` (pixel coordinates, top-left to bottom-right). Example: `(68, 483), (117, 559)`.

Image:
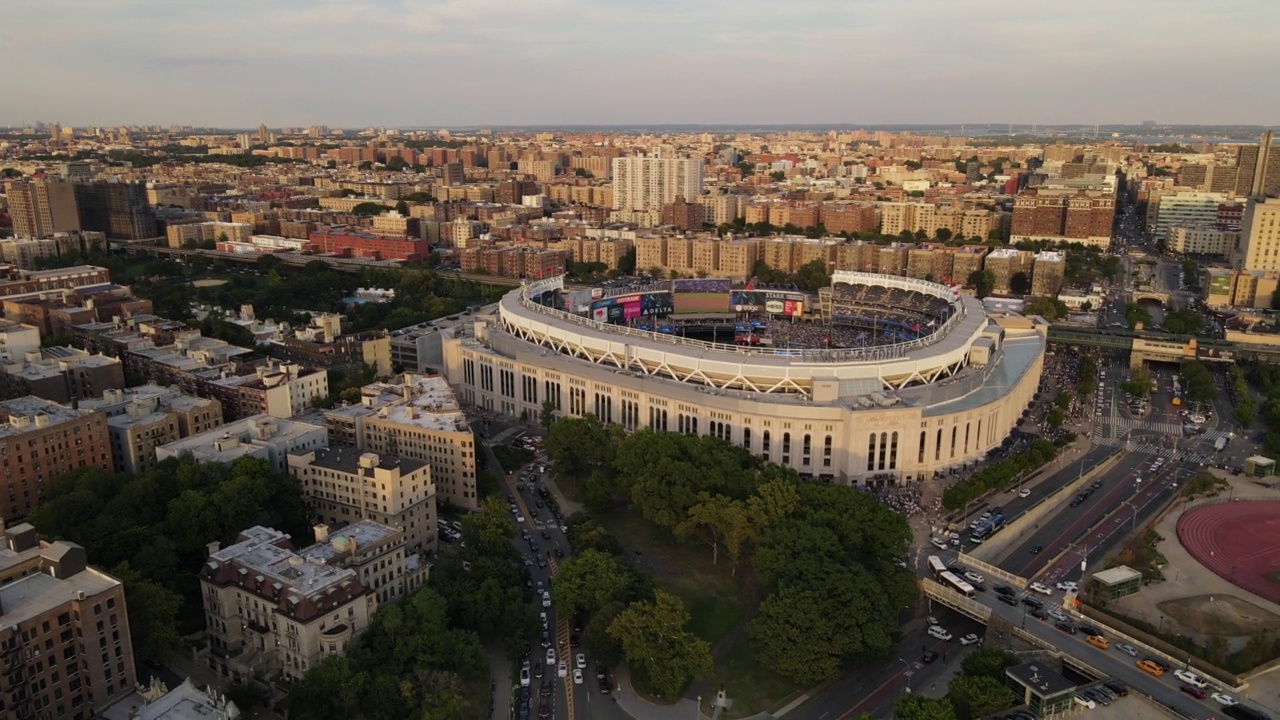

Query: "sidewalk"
(491, 648), (512, 720)
(540, 466), (584, 516)
(612, 664), (709, 720)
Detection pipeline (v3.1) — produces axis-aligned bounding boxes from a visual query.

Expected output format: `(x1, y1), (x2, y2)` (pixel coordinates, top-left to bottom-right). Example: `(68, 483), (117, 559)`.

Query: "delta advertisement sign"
(589, 292), (674, 323)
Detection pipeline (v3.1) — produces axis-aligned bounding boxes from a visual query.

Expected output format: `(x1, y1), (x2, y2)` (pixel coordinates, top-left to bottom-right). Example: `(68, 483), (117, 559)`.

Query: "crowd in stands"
(832, 283), (952, 320)
(671, 278), (733, 293)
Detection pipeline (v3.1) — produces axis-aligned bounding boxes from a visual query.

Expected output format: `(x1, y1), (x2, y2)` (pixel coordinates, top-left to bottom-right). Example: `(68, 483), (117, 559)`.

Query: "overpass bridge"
(1046, 324), (1253, 365)
(1130, 290), (1171, 304)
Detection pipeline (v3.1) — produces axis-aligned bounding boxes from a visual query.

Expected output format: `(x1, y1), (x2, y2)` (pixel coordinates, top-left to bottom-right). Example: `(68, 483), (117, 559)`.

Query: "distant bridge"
(1046, 325), (1254, 365)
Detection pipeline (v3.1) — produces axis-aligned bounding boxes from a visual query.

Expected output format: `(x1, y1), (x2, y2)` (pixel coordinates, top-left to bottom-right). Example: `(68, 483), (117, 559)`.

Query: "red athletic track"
(1177, 500), (1280, 606)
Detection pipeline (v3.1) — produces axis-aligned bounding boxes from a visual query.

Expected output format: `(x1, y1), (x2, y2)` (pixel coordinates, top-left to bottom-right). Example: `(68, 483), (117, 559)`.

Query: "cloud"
(3, 0), (1277, 126)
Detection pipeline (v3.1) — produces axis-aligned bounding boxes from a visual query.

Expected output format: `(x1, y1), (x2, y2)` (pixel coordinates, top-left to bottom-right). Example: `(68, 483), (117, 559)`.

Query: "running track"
(1178, 500), (1280, 606)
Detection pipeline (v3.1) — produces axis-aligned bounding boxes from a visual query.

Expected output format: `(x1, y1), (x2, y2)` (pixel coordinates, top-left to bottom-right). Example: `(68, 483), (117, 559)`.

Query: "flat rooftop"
(0, 396), (96, 438)
(0, 568), (120, 627)
(301, 521), (400, 565)
(326, 373), (468, 432)
(158, 415), (325, 461)
(209, 526), (354, 601)
(306, 446), (428, 475)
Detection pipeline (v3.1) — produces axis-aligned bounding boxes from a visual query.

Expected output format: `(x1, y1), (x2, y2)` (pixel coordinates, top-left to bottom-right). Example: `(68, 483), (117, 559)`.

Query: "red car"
(1180, 685), (1207, 700)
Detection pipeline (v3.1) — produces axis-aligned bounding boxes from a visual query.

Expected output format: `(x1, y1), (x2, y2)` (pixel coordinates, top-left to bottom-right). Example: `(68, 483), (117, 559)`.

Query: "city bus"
(938, 571), (976, 598)
(927, 555), (948, 578)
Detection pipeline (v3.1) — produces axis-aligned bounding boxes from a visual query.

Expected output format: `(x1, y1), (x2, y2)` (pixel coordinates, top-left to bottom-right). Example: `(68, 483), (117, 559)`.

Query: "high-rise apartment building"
(1152, 192), (1234, 243)
(1237, 197), (1280, 272)
(611, 156), (704, 213)
(73, 182), (158, 241)
(289, 447), (436, 555)
(3, 178), (81, 239)
(1010, 189), (1114, 247)
(323, 374), (477, 510)
(0, 536), (137, 719)
(0, 396), (112, 519)
(1236, 131), (1280, 198)
(1168, 225), (1239, 256)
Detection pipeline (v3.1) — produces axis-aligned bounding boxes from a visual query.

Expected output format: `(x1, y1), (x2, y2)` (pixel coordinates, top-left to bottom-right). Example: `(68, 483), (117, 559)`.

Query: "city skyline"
(8, 0), (1278, 127)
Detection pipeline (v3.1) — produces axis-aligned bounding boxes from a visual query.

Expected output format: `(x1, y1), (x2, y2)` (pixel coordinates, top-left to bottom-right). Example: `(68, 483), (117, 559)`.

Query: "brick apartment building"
(307, 228), (428, 261)
(0, 396), (112, 519)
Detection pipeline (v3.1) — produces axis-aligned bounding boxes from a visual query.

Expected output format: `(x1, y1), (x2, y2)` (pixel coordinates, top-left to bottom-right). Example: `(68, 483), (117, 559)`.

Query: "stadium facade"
(438, 273), (1046, 486)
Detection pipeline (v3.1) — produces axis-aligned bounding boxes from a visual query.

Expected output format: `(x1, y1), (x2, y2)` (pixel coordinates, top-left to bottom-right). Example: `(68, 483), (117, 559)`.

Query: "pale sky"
(5, 0), (1277, 128)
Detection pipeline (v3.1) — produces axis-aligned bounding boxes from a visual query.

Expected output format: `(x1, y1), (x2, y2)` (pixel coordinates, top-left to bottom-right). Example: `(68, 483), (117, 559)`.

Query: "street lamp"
(898, 658), (912, 692)
(696, 695), (702, 720)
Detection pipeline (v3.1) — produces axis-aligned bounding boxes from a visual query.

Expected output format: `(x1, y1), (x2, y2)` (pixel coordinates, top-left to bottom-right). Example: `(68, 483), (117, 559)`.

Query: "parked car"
(927, 626), (953, 641)
(1180, 684), (1208, 700)
(1174, 669), (1208, 688)
(1137, 659), (1164, 676)
(960, 633), (980, 645)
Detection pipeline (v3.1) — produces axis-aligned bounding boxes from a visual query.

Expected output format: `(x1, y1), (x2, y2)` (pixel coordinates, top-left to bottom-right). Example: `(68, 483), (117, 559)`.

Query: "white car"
(1018, 488), (1031, 498)
(519, 667), (530, 687)
(1117, 643), (1138, 657)
(927, 616), (940, 627)
(964, 571), (986, 584)
(542, 590), (552, 607)
(1174, 669), (1207, 688)
(1074, 694), (1096, 710)
(930, 537), (949, 550)
(1029, 582), (1053, 596)
(1055, 581), (1079, 592)
(516, 514), (526, 524)
(557, 661), (568, 678)
(546, 648), (556, 665)
(575, 653), (587, 669)
(573, 668), (584, 685)
(927, 626), (953, 641)
(959, 633), (980, 645)
(1212, 692), (1236, 706)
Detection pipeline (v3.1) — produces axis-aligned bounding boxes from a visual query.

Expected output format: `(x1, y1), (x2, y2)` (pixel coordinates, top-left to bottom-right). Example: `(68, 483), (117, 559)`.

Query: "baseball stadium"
(440, 272), (1046, 485)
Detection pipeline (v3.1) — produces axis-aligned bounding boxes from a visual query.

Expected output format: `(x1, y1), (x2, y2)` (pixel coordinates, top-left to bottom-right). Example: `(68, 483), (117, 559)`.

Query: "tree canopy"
(545, 422), (918, 686)
(608, 590), (714, 700)
(289, 587), (488, 719)
(27, 457), (311, 659)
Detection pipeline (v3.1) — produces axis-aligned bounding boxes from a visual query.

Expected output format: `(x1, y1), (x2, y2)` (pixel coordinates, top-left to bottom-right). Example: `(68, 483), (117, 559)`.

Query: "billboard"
(731, 289), (807, 314)
(589, 291), (673, 322)
(673, 293), (732, 314)
(764, 299), (804, 317)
